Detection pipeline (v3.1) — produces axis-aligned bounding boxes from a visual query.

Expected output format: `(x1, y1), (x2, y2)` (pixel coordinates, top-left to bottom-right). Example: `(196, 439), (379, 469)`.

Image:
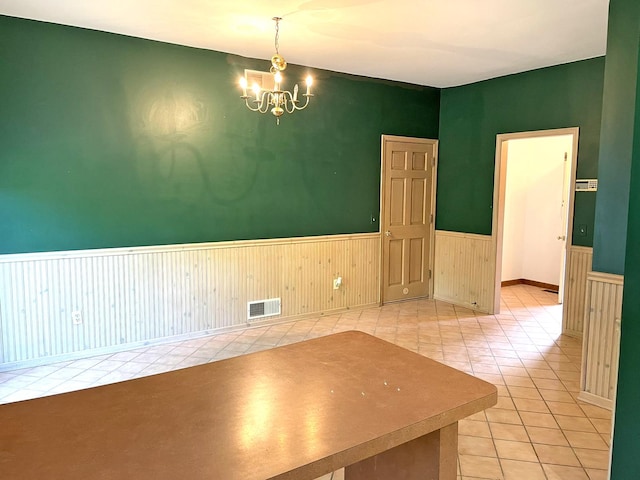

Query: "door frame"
(379, 134), (438, 304)
(491, 127), (580, 313)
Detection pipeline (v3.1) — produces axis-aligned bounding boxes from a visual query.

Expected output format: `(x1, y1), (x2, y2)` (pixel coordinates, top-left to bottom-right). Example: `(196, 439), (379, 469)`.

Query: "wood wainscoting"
(0, 234), (379, 369)
(579, 271), (624, 410)
(562, 246), (593, 338)
(433, 230), (494, 313)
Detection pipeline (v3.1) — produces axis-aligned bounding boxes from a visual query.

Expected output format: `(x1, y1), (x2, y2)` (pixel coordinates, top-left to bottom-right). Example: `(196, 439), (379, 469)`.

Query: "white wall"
(501, 135), (573, 286)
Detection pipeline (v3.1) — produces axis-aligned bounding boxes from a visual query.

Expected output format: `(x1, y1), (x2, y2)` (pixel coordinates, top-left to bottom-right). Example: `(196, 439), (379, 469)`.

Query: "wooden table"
(0, 331), (496, 479)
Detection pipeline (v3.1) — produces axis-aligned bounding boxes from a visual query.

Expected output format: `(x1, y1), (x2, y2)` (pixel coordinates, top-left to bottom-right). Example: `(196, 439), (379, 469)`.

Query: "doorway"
(492, 128), (579, 313)
(379, 135), (438, 304)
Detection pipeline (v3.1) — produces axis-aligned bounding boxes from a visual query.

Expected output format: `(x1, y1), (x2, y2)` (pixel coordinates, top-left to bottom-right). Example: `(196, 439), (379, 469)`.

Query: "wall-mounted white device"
(575, 179), (598, 191)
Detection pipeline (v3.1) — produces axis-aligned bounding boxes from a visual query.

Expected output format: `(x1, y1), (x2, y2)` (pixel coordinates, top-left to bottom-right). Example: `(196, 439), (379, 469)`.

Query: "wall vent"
(247, 298), (281, 321)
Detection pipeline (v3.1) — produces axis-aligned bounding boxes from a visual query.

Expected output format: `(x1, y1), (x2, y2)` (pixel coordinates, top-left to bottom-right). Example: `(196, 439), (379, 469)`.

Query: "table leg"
(344, 422), (458, 480)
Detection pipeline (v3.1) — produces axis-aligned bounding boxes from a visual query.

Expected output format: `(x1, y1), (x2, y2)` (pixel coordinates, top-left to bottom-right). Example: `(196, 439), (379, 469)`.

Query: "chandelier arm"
(242, 92), (273, 114)
(257, 92), (271, 113)
(242, 97), (261, 112)
(294, 94), (313, 111)
(282, 91), (297, 114)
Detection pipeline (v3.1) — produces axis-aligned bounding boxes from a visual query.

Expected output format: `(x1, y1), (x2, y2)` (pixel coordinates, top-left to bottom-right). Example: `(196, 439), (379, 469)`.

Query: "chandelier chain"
(274, 17), (280, 54)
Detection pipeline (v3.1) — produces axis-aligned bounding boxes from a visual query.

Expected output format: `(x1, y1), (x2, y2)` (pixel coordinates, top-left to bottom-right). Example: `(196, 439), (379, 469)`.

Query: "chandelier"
(239, 17), (314, 125)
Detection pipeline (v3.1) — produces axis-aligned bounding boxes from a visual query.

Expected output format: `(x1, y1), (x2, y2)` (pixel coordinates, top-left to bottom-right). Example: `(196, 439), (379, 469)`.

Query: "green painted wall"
(608, 1), (640, 478)
(592, 0), (640, 275)
(437, 59), (605, 246)
(611, 46), (640, 475)
(0, 15), (440, 255)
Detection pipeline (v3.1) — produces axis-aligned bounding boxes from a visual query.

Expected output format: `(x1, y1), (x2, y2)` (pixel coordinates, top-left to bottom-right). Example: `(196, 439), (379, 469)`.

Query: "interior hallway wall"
(502, 135), (573, 286)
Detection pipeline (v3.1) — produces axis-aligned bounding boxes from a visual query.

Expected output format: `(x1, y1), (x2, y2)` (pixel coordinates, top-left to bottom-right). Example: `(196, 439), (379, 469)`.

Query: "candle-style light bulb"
(239, 76), (247, 97)
(306, 75), (313, 95)
(274, 72), (283, 91)
(252, 83), (261, 101)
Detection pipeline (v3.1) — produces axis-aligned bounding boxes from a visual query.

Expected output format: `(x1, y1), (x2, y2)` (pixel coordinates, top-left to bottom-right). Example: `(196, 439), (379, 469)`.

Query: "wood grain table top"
(0, 331), (497, 480)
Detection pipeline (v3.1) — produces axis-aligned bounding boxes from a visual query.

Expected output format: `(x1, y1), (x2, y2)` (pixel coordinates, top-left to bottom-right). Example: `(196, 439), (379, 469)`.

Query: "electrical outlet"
(333, 277), (342, 290)
(72, 310), (83, 325)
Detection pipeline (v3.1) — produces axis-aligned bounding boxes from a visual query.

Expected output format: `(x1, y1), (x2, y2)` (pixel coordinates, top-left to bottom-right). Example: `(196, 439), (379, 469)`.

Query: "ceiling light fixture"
(239, 17), (314, 125)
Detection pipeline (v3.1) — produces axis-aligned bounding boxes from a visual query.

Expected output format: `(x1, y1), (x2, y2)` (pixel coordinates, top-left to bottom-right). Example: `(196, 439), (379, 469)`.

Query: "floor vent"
(247, 298), (281, 321)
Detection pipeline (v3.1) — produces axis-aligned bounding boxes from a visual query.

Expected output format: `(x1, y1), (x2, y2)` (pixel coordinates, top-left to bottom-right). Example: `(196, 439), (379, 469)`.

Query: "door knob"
(385, 230), (392, 237)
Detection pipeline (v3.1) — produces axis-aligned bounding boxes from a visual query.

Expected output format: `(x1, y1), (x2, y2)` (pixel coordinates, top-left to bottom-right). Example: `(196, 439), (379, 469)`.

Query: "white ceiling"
(0, 0), (610, 87)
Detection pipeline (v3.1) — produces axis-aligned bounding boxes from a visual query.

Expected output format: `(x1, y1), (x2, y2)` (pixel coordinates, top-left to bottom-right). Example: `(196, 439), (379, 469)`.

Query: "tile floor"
(0, 285), (611, 480)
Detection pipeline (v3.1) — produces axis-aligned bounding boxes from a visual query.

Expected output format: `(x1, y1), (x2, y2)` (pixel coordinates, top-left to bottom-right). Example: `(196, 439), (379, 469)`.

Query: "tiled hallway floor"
(0, 285), (611, 480)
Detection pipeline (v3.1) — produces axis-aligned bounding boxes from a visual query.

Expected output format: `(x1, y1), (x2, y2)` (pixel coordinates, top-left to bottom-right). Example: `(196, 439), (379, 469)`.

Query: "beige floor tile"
(458, 435), (497, 457)
(547, 401), (586, 417)
(525, 426), (568, 446)
(486, 409), (522, 425)
(494, 439), (537, 462)
(564, 431), (609, 450)
(494, 384), (510, 397)
(555, 369), (581, 381)
(525, 367), (557, 379)
(500, 459), (546, 480)
(554, 415), (597, 432)
(459, 419), (492, 438)
(459, 454), (504, 479)
(533, 443), (581, 466)
(573, 448), (610, 470)
(476, 373), (505, 385)
(538, 388), (575, 403)
(563, 380), (582, 393)
(494, 396), (516, 410)
(580, 404), (612, 420)
(541, 463), (589, 480)
(519, 411), (558, 429)
(585, 468), (608, 480)
(458, 418), (491, 438)
(512, 398), (550, 413)
(468, 411), (488, 422)
(590, 417), (612, 435)
(499, 366), (530, 377)
(489, 423), (530, 442)
(507, 386), (542, 400)
(502, 375), (536, 388)
(495, 357), (524, 367)
(532, 378), (566, 391)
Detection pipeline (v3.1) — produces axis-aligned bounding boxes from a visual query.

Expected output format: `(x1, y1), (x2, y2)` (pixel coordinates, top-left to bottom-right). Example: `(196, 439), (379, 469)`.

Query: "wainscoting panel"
(0, 234), (380, 368)
(579, 271), (624, 410)
(562, 246), (593, 338)
(433, 231), (494, 313)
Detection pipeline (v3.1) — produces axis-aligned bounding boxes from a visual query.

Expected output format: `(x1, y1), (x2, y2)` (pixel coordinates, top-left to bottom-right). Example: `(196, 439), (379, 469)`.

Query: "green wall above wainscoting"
(0, 15), (440, 255)
(592, 0), (640, 276)
(437, 58), (605, 246)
